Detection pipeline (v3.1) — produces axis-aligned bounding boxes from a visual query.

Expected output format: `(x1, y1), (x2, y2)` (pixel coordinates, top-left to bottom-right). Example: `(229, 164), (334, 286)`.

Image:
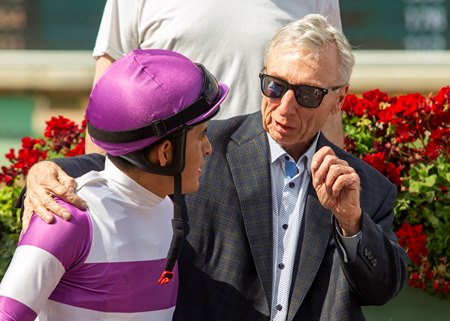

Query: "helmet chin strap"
(115, 128), (188, 285)
(158, 172), (185, 284)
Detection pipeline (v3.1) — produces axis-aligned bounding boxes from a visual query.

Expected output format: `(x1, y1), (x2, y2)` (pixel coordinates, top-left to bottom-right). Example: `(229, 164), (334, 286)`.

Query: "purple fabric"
(19, 199), (92, 271)
(0, 296), (37, 321)
(86, 49), (229, 155)
(50, 260), (178, 312)
(17, 198), (178, 313)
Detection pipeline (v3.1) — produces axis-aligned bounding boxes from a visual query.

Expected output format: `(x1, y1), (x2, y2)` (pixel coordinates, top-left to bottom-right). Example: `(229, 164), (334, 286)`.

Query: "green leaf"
(409, 181), (420, 194)
(423, 174), (437, 187)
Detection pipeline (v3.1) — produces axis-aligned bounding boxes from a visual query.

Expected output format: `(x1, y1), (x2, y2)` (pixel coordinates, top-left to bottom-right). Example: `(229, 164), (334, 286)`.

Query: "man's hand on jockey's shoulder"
(22, 161), (86, 230)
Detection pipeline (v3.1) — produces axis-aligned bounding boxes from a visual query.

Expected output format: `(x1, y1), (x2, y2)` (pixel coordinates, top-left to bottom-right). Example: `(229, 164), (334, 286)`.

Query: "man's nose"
(278, 89), (298, 115)
(204, 137), (212, 156)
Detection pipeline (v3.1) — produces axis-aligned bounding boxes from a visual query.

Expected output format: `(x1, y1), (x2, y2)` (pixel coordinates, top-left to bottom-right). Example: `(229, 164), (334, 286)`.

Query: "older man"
(21, 14), (407, 321)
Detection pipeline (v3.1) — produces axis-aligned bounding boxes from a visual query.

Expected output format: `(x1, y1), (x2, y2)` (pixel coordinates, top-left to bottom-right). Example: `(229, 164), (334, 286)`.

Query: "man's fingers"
(312, 153), (347, 188)
(60, 193), (86, 213)
(311, 146), (335, 174)
(21, 160), (89, 228)
(49, 182), (85, 212)
(325, 163), (353, 191)
(57, 171), (77, 193)
(22, 195), (55, 230)
(331, 172), (360, 197)
(53, 167), (86, 211)
(24, 183), (73, 223)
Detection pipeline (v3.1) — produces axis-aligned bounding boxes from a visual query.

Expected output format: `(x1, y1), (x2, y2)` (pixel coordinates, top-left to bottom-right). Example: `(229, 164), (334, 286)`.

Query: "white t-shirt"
(93, 0), (341, 119)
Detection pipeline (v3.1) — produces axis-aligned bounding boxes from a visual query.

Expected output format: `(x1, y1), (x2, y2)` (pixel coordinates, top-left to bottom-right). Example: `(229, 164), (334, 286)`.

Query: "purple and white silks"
(0, 159), (178, 321)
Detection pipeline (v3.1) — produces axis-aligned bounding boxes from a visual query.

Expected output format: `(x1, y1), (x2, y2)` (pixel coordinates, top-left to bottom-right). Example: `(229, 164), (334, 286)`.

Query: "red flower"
(44, 115), (82, 153)
(5, 149), (15, 161)
(363, 152), (386, 172)
(342, 94), (365, 117)
(395, 223), (429, 265)
(362, 152), (402, 188)
(66, 138), (86, 156)
(362, 89), (389, 117)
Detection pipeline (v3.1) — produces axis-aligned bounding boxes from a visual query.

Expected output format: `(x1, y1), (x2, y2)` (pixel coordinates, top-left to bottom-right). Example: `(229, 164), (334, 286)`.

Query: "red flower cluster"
(395, 223), (450, 295)
(44, 116), (85, 154)
(0, 116), (85, 186)
(396, 223), (428, 265)
(0, 137), (47, 186)
(343, 87), (450, 298)
(343, 86), (450, 192)
(343, 86), (450, 169)
(362, 152), (402, 188)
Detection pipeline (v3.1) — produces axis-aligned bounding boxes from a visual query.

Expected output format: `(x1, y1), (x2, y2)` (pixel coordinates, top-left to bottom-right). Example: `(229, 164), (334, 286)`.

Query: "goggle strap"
(158, 173), (185, 284)
(87, 97), (211, 144)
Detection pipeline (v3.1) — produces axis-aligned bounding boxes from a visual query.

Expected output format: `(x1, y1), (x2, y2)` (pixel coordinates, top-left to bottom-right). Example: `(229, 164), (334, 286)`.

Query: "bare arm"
(93, 53), (115, 84)
(86, 54), (116, 154)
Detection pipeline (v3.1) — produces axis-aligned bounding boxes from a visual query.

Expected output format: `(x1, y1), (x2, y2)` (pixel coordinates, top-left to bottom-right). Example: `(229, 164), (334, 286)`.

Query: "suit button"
(276, 304), (283, 311)
(278, 263), (285, 269)
(282, 224), (288, 230)
(372, 258), (377, 266)
(364, 248), (373, 258)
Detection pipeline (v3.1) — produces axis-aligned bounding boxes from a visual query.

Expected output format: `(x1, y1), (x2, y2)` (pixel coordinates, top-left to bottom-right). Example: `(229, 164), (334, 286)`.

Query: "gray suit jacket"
(174, 112), (408, 321)
(43, 112), (408, 321)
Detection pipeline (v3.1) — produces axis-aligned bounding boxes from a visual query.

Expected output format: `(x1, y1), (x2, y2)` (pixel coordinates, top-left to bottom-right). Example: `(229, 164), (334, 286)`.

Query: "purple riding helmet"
(87, 49), (228, 169)
(86, 49), (229, 284)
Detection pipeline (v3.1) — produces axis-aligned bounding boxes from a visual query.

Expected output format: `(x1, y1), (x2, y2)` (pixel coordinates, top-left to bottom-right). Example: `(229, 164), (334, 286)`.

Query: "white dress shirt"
(267, 133), (361, 321)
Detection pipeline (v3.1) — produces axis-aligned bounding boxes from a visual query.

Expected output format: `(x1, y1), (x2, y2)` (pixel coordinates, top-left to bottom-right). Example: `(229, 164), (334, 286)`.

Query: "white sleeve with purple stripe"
(0, 201), (91, 321)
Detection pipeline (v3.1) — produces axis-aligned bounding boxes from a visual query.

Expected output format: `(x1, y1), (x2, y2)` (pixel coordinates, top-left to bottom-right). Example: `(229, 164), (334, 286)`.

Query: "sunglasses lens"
(262, 75), (286, 99)
(260, 74), (327, 108)
(295, 85), (324, 108)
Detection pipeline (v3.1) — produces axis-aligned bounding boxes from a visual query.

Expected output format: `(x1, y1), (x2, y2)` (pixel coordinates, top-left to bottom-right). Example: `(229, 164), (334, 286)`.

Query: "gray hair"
(264, 14), (355, 84)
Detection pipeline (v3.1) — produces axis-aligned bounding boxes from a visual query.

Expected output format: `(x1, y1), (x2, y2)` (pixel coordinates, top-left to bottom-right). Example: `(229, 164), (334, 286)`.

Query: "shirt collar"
(102, 157), (165, 207)
(267, 131), (321, 175)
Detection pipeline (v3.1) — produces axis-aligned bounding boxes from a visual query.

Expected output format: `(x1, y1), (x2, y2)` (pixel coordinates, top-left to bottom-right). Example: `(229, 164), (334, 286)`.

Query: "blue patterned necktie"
(285, 158), (297, 179)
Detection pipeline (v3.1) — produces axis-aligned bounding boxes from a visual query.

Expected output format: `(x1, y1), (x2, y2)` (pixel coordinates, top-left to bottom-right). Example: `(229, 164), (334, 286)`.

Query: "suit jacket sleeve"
(335, 180), (408, 305)
(51, 153), (106, 178)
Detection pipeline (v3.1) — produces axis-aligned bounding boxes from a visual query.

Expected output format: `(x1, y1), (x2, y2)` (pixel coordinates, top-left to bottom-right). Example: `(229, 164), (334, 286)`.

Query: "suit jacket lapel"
(226, 113), (274, 307)
(287, 134), (335, 320)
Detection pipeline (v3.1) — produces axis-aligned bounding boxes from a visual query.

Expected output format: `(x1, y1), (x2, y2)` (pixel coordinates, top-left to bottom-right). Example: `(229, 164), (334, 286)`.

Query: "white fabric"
(76, 160), (174, 263)
(0, 246), (65, 313)
(268, 133), (318, 321)
(93, 0), (342, 120)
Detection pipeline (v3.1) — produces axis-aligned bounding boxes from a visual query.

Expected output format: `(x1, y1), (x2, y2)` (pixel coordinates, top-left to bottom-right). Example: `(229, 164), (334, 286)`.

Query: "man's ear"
(332, 84), (349, 114)
(148, 140), (174, 166)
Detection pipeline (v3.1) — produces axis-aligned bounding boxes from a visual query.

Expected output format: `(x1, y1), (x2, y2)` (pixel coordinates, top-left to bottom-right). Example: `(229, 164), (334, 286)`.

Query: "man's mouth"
(274, 120), (293, 133)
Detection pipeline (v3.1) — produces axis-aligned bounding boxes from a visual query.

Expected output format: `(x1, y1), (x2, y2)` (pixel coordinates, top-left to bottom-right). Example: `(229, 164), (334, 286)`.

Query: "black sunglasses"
(259, 73), (344, 108)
